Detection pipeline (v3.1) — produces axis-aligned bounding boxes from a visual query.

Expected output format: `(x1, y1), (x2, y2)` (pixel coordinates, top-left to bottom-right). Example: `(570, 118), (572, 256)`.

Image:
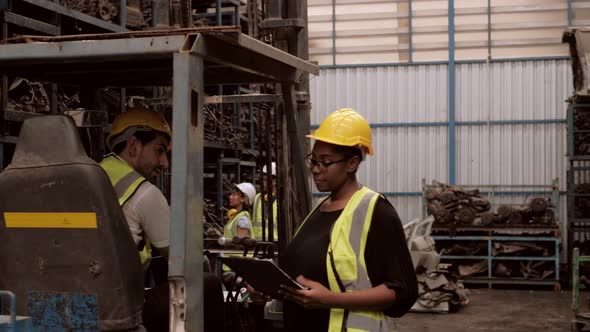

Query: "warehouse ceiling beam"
(0, 29), (317, 86)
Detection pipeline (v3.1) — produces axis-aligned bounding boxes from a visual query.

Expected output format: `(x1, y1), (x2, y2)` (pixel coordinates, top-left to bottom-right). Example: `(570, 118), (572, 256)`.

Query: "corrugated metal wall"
(309, 59), (572, 229)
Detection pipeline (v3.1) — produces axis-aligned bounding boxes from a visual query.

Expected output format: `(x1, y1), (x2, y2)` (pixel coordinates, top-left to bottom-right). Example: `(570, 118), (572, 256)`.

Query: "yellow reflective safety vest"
(100, 154), (151, 265)
(224, 210), (253, 238)
(296, 186), (396, 332)
(252, 193), (278, 241)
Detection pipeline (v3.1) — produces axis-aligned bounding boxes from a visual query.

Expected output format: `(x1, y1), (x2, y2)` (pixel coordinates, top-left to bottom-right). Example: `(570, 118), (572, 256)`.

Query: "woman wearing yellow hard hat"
(279, 108), (417, 332)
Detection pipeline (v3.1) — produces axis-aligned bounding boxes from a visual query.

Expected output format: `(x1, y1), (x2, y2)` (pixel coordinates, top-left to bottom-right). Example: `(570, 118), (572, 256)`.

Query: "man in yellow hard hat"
(100, 107), (172, 331)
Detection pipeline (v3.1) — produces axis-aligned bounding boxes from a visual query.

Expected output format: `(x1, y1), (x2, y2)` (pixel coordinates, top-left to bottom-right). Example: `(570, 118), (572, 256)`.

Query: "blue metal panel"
(26, 291), (97, 331)
(318, 57), (570, 69)
(319, 60), (450, 69)
(312, 119), (565, 128)
(448, 0), (456, 185)
(457, 119), (566, 126)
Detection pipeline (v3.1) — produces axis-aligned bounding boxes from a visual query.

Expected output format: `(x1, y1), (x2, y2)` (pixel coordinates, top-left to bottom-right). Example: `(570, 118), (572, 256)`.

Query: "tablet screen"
(219, 256), (306, 296)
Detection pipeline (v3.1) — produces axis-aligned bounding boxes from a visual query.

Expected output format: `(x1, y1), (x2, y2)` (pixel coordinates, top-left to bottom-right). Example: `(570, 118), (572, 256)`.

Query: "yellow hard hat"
(307, 108), (374, 155)
(107, 107), (172, 150)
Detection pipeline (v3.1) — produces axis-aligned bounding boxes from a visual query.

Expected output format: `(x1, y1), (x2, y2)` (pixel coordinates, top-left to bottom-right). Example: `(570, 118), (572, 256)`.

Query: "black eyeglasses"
(304, 154), (350, 169)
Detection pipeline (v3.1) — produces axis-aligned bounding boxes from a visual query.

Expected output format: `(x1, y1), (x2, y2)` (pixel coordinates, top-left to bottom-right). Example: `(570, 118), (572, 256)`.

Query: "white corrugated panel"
(358, 127), (448, 192)
(456, 124), (567, 190)
(457, 60), (572, 121)
(310, 64), (448, 125)
(309, 59), (572, 225)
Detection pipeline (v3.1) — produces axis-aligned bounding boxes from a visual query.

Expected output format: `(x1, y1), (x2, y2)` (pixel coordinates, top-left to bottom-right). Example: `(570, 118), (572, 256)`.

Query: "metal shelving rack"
(424, 179), (562, 288)
(567, 103), (590, 281)
(431, 234), (561, 289)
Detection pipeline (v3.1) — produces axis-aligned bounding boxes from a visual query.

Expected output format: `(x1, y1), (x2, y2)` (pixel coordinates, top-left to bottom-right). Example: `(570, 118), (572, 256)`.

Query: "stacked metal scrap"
(574, 109), (590, 155)
(58, 0), (147, 27)
(445, 242), (555, 280)
(414, 272), (470, 313)
(7, 78), (80, 114)
(425, 182), (491, 226)
(574, 184), (590, 218)
(425, 182), (556, 226)
(407, 218), (470, 313)
(204, 104), (253, 147)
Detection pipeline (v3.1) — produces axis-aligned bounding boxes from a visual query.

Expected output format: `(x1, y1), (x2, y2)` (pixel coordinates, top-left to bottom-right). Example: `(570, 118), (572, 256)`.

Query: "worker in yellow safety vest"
(252, 162), (278, 241)
(100, 107), (172, 332)
(279, 108), (418, 332)
(224, 182), (256, 238)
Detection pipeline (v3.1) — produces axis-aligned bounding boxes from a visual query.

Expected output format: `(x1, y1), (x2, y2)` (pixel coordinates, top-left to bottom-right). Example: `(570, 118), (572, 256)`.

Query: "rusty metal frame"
(0, 29), (318, 332)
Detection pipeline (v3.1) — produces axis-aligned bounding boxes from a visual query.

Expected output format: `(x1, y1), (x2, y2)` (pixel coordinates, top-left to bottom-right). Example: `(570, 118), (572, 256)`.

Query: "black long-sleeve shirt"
(281, 196), (418, 332)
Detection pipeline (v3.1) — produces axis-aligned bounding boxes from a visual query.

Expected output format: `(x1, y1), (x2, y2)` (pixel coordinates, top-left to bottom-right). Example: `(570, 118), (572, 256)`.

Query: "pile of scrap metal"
(58, 0), (150, 27)
(443, 242), (555, 280)
(425, 182), (555, 226)
(204, 103), (252, 147)
(425, 182), (491, 226)
(404, 216), (470, 313)
(7, 78), (80, 114)
(574, 108), (590, 155)
(574, 184), (590, 218)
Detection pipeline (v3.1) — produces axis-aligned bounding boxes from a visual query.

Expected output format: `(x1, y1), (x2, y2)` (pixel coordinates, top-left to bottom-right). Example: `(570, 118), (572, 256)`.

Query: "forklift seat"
(0, 115), (144, 331)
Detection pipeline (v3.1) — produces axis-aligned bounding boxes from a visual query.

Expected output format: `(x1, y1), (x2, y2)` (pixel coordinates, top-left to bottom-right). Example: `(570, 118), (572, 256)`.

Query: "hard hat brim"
(306, 134), (374, 155)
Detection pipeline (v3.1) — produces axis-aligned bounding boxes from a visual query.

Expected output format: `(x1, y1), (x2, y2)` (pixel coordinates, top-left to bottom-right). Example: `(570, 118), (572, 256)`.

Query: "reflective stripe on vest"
(224, 210), (252, 238)
(296, 187), (393, 332)
(99, 154), (151, 264)
(252, 193), (278, 241)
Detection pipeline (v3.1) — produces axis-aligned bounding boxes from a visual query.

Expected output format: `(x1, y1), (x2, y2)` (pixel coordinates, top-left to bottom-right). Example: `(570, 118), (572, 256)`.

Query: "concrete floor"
(397, 289), (575, 332)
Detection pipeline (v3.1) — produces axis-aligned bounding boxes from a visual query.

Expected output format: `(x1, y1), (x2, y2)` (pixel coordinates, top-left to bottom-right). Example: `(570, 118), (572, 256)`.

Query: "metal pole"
(487, 0), (491, 60)
(216, 0), (222, 26)
(266, 106), (274, 242)
(331, 0), (336, 65)
(120, 0), (127, 30)
(169, 48), (204, 332)
(568, 0), (573, 27)
(151, 0), (158, 27)
(408, 0), (412, 63)
(573, 247), (580, 313)
(448, 0), (456, 185)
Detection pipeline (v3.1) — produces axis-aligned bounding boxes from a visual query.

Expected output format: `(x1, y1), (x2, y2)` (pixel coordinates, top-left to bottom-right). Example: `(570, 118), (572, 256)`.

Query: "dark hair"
(332, 144), (363, 161)
(112, 130), (158, 154)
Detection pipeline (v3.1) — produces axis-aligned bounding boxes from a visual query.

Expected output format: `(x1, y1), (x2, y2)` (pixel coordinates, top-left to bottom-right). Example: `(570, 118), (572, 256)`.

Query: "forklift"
(0, 27), (317, 331)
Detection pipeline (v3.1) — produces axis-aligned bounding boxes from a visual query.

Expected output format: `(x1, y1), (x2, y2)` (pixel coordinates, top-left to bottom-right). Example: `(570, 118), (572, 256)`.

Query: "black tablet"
(218, 256), (307, 296)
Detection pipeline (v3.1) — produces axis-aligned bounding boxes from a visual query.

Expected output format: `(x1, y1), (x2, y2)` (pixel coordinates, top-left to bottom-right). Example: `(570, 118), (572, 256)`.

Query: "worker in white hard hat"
(278, 108), (418, 332)
(224, 182), (256, 238)
(252, 162), (278, 241)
